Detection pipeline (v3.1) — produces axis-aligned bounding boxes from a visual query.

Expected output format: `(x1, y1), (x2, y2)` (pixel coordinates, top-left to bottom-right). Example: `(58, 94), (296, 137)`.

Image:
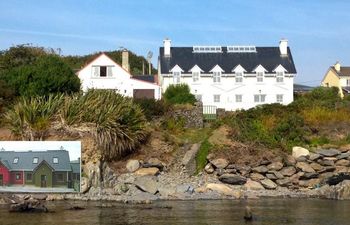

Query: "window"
(235, 95), (242, 102)
(276, 94), (283, 103)
(16, 173), (21, 180)
(257, 72), (264, 82)
(193, 72), (200, 82)
(33, 157), (38, 164)
(213, 71), (221, 83)
(235, 72), (243, 83)
(53, 157), (59, 164)
(214, 95), (220, 103)
(276, 72), (284, 83)
(13, 157), (18, 164)
(26, 173), (32, 181)
(254, 94), (266, 103)
(92, 66), (113, 77)
(173, 71), (181, 84)
(347, 79), (350, 86)
(56, 173), (64, 182)
(195, 94), (202, 102)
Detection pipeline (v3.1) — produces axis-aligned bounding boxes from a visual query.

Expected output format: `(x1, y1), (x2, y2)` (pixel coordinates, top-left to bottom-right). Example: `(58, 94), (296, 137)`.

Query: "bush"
(133, 98), (171, 120)
(163, 84), (196, 105)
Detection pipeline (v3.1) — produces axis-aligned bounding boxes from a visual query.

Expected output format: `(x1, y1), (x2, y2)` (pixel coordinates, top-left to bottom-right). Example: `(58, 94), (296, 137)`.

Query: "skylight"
(53, 157), (59, 164)
(227, 46), (256, 53)
(33, 157), (38, 164)
(13, 157), (18, 164)
(193, 46), (222, 53)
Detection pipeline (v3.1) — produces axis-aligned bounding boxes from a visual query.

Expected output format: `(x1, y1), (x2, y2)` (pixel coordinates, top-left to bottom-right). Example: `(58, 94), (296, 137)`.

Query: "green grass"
(195, 138), (213, 174)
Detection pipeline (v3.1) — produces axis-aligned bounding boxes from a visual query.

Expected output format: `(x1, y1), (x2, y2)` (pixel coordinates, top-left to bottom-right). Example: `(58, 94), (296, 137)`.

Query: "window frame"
(213, 94), (221, 103)
(235, 72), (243, 83)
(213, 71), (221, 83)
(13, 157), (18, 164)
(192, 71), (200, 82)
(15, 173), (21, 180)
(235, 94), (242, 103)
(347, 79), (350, 86)
(173, 71), (181, 84)
(254, 94), (266, 103)
(33, 157), (38, 164)
(53, 157), (59, 164)
(276, 71), (284, 83)
(92, 66), (114, 78)
(257, 72), (264, 82)
(26, 173), (33, 181)
(276, 94), (283, 103)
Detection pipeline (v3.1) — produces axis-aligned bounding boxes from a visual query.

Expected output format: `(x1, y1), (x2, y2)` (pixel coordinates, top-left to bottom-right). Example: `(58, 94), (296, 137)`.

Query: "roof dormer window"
(33, 157), (38, 164)
(53, 157), (59, 164)
(192, 71), (200, 82)
(276, 71), (284, 83)
(13, 157), (18, 164)
(257, 72), (264, 82)
(213, 71), (221, 83)
(235, 72), (243, 83)
(173, 71), (181, 84)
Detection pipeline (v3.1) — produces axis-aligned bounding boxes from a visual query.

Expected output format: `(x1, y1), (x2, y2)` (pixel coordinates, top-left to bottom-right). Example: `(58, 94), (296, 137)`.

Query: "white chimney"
(122, 50), (130, 72)
(163, 38), (171, 57)
(334, 61), (341, 72)
(279, 39), (288, 56)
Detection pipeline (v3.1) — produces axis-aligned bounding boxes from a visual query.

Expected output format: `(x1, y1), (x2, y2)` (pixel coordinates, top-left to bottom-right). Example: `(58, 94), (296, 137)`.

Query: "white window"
(254, 94), (266, 103)
(173, 71), (181, 84)
(13, 157), (18, 164)
(257, 72), (264, 82)
(195, 94), (202, 102)
(193, 71), (200, 82)
(53, 157), (59, 164)
(235, 95), (242, 102)
(347, 79), (350, 86)
(276, 94), (283, 103)
(235, 72), (243, 83)
(276, 72), (284, 83)
(213, 72), (221, 83)
(214, 95), (220, 102)
(92, 66), (113, 77)
(33, 157), (38, 164)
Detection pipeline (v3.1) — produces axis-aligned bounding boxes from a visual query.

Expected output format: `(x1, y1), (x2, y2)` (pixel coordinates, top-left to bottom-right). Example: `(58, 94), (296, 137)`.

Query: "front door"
(41, 175), (47, 187)
(0, 174), (3, 186)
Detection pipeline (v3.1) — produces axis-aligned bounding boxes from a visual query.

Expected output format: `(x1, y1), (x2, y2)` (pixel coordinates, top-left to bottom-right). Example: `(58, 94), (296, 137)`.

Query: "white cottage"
(158, 39), (297, 110)
(77, 52), (161, 99)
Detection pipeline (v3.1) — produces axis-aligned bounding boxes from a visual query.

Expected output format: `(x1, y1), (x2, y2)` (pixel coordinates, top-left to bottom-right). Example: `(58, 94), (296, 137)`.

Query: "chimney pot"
(279, 39), (288, 56)
(122, 50), (130, 72)
(163, 38), (171, 57)
(334, 61), (341, 72)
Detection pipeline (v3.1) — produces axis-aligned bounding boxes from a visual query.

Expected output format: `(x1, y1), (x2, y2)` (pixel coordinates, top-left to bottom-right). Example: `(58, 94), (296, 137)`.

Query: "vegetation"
(5, 90), (148, 161)
(163, 84), (196, 105)
(196, 138), (213, 173)
(133, 98), (171, 120)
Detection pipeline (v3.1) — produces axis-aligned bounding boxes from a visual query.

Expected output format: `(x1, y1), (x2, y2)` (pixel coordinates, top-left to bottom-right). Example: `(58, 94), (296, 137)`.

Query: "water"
(0, 198), (349, 225)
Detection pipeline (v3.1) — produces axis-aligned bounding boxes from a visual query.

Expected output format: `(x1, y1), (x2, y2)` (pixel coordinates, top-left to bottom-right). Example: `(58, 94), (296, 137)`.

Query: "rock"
(280, 166), (297, 176)
(194, 186), (207, 193)
(134, 167), (160, 176)
(310, 162), (324, 172)
(323, 157), (338, 161)
(299, 178), (320, 188)
(267, 162), (283, 171)
(259, 160), (271, 166)
(292, 146), (310, 159)
(235, 165), (251, 176)
(250, 173), (265, 181)
(216, 168), (226, 176)
(31, 194), (47, 201)
(133, 176), (158, 194)
(9, 201), (48, 213)
(144, 158), (164, 170)
(206, 183), (242, 198)
(181, 143), (201, 175)
(276, 178), (291, 187)
(206, 153), (215, 161)
(176, 184), (193, 193)
(271, 171), (284, 179)
(339, 145), (350, 153)
(296, 156), (308, 162)
(244, 179), (265, 190)
(335, 180), (350, 200)
(296, 162), (315, 173)
(337, 152), (350, 160)
(252, 165), (268, 174)
(211, 158), (229, 169)
(335, 166), (349, 173)
(266, 173), (277, 180)
(158, 186), (176, 197)
(113, 183), (129, 195)
(260, 179), (277, 189)
(327, 173), (350, 186)
(204, 163), (214, 174)
(225, 169), (237, 174)
(316, 149), (341, 157)
(335, 159), (350, 167)
(318, 159), (335, 167)
(284, 155), (296, 166)
(300, 172), (319, 180)
(219, 174), (247, 185)
(126, 160), (140, 172)
(309, 153), (322, 161)
(244, 206), (253, 221)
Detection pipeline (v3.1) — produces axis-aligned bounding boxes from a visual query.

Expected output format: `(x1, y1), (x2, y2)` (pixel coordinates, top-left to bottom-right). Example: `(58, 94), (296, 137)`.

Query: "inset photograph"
(0, 141), (81, 193)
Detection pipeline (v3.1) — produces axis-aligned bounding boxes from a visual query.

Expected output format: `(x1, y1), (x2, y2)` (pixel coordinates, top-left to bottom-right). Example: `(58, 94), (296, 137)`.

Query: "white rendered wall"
(339, 76), (350, 87)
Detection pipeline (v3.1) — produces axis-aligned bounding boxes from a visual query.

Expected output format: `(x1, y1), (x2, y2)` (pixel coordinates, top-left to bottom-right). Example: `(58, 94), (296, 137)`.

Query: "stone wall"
(205, 146), (350, 190)
(169, 103), (203, 128)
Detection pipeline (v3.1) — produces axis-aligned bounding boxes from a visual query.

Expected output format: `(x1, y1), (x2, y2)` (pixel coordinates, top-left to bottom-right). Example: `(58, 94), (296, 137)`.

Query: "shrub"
(163, 84), (196, 105)
(133, 98), (171, 120)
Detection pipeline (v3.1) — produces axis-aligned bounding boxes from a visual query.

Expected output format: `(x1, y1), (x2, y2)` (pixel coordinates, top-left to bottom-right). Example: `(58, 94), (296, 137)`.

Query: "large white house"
(77, 52), (161, 99)
(158, 39), (297, 110)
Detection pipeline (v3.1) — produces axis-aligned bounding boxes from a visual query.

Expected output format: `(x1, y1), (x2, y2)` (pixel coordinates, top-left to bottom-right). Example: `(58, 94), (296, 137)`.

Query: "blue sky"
(0, 0), (349, 86)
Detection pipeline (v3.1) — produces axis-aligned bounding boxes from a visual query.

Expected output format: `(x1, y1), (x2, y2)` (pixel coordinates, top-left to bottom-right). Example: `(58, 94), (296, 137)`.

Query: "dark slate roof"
(343, 87), (350, 93)
(70, 162), (80, 174)
(0, 159), (11, 170)
(294, 84), (314, 92)
(132, 75), (155, 83)
(332, 66), (350, 77)
(0, 150), (71, 172)
(159, 47), (297, 74)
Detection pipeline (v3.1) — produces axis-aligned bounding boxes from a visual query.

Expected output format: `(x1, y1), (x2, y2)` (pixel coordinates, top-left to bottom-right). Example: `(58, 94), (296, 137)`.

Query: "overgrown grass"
(302, 107), (350, 126)
(196, 138), (213, 174)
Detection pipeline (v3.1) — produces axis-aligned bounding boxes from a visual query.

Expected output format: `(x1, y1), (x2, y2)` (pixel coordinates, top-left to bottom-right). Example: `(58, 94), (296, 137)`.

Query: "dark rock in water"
(244, 206), (253, 221)
(219, 174), (247, 185)
(327, 173), (350, 186)
(67, 206), (85, 210)
(9, 201), (48, 213)
(316, 149), (341, 157)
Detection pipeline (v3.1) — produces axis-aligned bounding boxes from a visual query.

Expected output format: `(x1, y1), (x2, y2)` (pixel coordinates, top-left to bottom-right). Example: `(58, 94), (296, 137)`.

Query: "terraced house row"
(0, 149), (80, 190)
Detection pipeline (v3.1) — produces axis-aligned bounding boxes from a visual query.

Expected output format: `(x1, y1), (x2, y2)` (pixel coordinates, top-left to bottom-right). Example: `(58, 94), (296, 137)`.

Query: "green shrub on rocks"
(196, 139), (213, 174)
(163, 84), (196, 105)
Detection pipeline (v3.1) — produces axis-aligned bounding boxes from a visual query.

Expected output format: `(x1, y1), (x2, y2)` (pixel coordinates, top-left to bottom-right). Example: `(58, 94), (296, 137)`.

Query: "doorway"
(0, 174), (3, 186)
(41, 175), (47, 187)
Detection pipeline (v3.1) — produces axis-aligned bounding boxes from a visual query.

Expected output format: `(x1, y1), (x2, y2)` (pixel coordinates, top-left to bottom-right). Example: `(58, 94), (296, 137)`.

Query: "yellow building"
(321, 62), (350, 98)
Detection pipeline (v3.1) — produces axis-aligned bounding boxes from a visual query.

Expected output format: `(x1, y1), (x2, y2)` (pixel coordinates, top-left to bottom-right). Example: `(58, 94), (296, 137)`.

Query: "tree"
(5, 55), (80, 96)
(163, 84), (196, 105)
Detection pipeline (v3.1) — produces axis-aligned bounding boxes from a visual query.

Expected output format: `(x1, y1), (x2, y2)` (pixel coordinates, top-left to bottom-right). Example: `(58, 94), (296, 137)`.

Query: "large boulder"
(316, 149), (341, 157)
(280, 166), (297, 176)
(211, 158), (229, 169)
(244, 179), (265, 190)
(134, 167), (160, 176)
(296, 162), (315, 173)
(219, 174), (247, 185)
(206, 183), (242, 198)
(133, 176), (158, 194)
(126, 160), (140, 173)
(181, 143), (200, 175)
(260, 179), (277, 189)
(292, 146), (310, 159)
(267, 162), (284, 171)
